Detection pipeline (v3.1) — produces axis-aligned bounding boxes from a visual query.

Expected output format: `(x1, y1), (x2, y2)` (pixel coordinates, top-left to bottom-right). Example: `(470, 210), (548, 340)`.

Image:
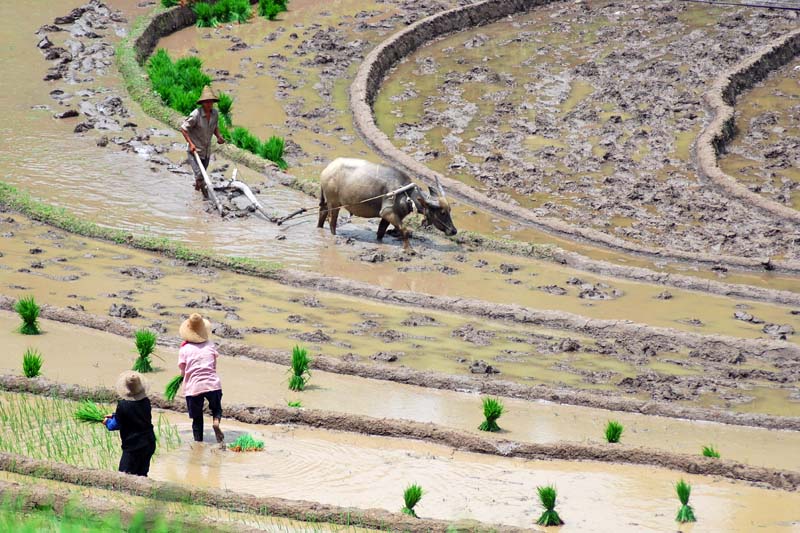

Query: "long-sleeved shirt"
(179, 341), (222, 397)
(114, 398), (156, 452)
(181, 108), (218, 160)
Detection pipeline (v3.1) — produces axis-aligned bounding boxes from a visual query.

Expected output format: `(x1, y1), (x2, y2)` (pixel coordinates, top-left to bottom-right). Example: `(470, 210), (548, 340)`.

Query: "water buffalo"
(318, 158), (457, 248)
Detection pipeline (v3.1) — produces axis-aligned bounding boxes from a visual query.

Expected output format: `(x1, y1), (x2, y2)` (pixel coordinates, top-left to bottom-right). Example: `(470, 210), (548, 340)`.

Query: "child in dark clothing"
(104, 371), (157, 477)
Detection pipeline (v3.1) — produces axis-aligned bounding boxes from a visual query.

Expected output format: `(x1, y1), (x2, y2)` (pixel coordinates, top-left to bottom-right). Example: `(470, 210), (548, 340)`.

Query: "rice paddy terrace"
(1, 0), (800, 530)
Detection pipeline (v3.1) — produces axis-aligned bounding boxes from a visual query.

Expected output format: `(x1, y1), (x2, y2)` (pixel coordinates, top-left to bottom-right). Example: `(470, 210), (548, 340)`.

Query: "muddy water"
(150, 417), (800, 531)
(4, 312), (800, 472)
(720, 56), (800, 210)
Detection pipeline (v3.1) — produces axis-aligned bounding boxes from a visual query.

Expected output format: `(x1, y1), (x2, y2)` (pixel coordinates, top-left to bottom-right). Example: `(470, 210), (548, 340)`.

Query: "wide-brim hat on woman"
(180, 313), (211, 343)
(115, 370), (149, 401)
(197, 86), (219, 104)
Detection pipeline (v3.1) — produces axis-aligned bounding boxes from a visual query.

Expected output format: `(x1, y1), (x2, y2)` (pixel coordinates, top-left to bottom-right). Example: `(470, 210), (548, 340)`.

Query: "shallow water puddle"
(151, 417), (800, 531)
(3, 313), (800, 470)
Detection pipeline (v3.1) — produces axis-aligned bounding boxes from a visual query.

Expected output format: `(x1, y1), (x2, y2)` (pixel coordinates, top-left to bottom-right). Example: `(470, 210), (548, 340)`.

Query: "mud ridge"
(697, 28), (800, 223)
(1, 376), (799, 491)
(115, 2), (800, 303)
(2, 300), (799, 432)
(350, 0), (800, 274)
(0, 452), (490, 533)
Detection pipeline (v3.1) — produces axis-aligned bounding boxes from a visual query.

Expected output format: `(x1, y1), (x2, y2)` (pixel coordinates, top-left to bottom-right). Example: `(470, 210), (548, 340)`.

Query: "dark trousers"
(186, 389), (223, 442)
(119, 442), (156, 477)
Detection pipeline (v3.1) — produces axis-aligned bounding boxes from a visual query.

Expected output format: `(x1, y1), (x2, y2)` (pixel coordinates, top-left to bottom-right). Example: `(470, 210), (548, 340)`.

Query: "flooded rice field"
(1, 0), (800, 529)
(375, 0), (800, 260)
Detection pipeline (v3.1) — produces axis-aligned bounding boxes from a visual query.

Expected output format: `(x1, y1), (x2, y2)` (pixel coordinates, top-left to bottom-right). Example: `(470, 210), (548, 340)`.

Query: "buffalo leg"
(328, 207), (340, 236)
(376, 219), (390, 240)
(317, 194), (328, 228)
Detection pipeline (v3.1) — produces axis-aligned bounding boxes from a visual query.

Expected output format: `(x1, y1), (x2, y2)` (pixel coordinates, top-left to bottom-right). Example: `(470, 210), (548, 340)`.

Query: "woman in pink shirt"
(178, 313), (224, 445)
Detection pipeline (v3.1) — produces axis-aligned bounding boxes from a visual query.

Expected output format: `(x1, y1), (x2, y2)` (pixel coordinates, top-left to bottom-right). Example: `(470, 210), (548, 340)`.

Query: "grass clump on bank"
(22, 348), (43, 378)
(258, 0), (289, 20)
(194, 0), (253, 27)
(230, 433), (264, 452)
(605, 420), (623, 443)
(535, 485), (564, 526)
(401, 484), (423, 518)
(165, 375), (184, 402)
(702, 445), (720, 458)
(133, 329), (157, 373)
(14, 296), (41, 336)
(478, 397), (504, 432)
(288, 345), (311, 391)
(675, 479), (696, 523)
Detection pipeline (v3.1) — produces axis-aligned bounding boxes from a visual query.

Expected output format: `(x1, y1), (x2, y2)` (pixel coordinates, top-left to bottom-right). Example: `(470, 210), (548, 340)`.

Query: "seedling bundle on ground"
(165, 375), (184, 401)
(194, 0), (252, 27)
(14, 296), (40, 335)
(132, 329), (157, 373)
(258, 0), (289, 20)
(675, 479), (697, 523)
(478, 397), (504, 432)
(229, 433), (264, 452)
(702, 445), (720, 458)
(401, 484), (423, 518)
(536, 485), (564, 526)
(288, 345), (311, 391)
(22, 348), (43, 378)
(146, 49), (287, 168)
(605, 420), (624, 443)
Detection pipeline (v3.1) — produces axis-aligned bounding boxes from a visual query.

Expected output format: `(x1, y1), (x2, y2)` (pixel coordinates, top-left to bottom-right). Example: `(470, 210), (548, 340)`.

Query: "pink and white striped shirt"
(178, 341), (222, 397)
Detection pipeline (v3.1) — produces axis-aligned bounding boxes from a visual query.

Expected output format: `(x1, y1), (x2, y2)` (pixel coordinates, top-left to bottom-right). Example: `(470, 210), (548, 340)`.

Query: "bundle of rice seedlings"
(14, 296), (41, 335)
(257, 135), (288, 169)
(217, 92), (233, 126)
(478, 397), (504, 432)
(74, 401), (106, 424)
(231, 126), (261, 154)
(161, 0), (180, 6)
(605, 420), (623, 443)
(287, 400), (302, 408)
(288, 345), (311, 391)
(675, 479), (696, 523)
(230, 433), (265, 452)
(229, 0), (252, 23)
(164, 375), (184, 401)
(132, 329), (157, 373)
(218, 119), (232, 142)
(194, 2), (218, 27)
(702, 445), (720, 459)
(258, 0), (282, 20)
(22, 348), (43, 378)
(536, 485), (564, 526)
(401, 484), (423, 518)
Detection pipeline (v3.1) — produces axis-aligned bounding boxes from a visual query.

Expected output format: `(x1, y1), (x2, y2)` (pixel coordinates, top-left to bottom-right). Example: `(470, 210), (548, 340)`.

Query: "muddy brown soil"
(373, 0), (800, 261)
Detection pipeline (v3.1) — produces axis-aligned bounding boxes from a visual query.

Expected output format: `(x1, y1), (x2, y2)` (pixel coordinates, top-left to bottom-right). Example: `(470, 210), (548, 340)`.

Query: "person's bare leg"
(212, 417), (224, 447)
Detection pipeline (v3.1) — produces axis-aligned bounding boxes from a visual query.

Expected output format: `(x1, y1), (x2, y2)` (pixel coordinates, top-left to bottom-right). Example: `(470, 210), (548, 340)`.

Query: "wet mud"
(4, 312), (800, 471)
(373, 0), (800, 261)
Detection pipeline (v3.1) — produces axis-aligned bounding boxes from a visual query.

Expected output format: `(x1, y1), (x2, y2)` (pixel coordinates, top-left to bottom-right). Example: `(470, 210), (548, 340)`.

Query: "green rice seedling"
(401, 484), (423, 518)
(675, 479), (696, 523)
(258, 136), (288, 170)
(165, 375), (184, 401)
(229, 0), (253, 23)
(217, 92), (233, 126)
(194, 2), (219, 27)
(536, 485), (564, 526)
(14, 296), (41, 335)
(288, 345), (311, 391)
(22, 348), (43, 378)
(287, 400), (302, 408)
(161, 0), (180, 6)
(274, 0), (289, 11)
(231, 126), (261, 154)
(230, 433), (265, 452)
(478, 397), (504, 432)
(133, 329), (157, 373)
(605, 420), (623, 443)
(702, 445), (720, 459)
(259, 0), (282, 20)
(74, 400), (106, 424)
(218, 119), (232, 142)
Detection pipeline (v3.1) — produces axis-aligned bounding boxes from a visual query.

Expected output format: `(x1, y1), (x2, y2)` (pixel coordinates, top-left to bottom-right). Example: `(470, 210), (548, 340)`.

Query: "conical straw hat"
(179, 313), (211, 343)
(197, 86), (219, 104)
(115, 371), (149, 401)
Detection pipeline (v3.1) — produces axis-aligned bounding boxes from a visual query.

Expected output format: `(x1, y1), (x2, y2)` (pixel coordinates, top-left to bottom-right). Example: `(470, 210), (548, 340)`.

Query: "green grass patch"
(288, 345), (311, 391)
(133, 329), (157, 373)
(230, 433), (264, 452)
(22, 348), (43, 378)
(535, 485), (564, 526)
(401, 484), (423, 518)
(675, 479), (696, 523)
(605, 420), (623, 443)
(14, 296), (41, 336)
(701, 445), (720, 459)
(164, 375), (184, 402)
(477, 397), (503, 432)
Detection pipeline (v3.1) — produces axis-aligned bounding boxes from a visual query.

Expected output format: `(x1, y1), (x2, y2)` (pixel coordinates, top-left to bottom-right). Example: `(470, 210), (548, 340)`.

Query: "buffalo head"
(417, 176), (457, 236)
